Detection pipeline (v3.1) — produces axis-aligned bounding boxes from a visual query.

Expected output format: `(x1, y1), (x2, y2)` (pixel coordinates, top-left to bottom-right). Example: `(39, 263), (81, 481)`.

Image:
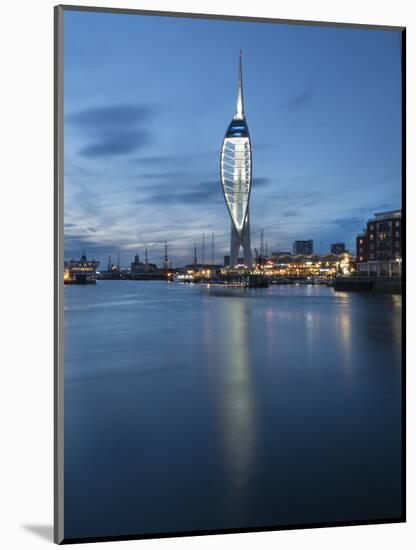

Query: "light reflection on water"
(64, 281), (402, 538)
(218, 299), (256, 495)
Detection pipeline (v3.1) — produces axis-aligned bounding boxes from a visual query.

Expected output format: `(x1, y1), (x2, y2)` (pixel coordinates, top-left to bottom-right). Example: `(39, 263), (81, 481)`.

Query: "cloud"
(330, 216), (363, 231)
(139, 180), (221, 206)
(132, 149), (218, 169)
(252, 177), (270, 187)
(79, 130), (149, 158)
(67, 105), (154, 127)
(67, 104), (156, 158)
(134, 171), (185, 180)
(64, 161), (93, 180)
(288, 88), (312, 110)
(134, 155), (185, 167)
(281, 210), (298, 218)
(64, 234), (105, 259)
(136, 176), (271, 207)
(327, 203), (399, 238)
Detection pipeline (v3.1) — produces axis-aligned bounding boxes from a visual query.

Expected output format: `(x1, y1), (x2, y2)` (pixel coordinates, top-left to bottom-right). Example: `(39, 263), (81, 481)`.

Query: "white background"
(0, 0), (413, 548)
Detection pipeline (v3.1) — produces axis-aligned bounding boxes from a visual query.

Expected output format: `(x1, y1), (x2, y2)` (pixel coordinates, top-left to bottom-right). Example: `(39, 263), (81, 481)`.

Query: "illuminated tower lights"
(220, 51), (253, 268)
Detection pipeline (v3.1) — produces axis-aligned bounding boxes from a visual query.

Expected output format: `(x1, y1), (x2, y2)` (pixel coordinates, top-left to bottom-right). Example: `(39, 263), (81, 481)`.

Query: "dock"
(334, 276), (402, 293)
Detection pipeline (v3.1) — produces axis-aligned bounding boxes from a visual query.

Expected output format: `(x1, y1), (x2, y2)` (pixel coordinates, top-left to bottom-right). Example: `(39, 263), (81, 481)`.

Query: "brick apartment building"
(355, 210), (402, 276)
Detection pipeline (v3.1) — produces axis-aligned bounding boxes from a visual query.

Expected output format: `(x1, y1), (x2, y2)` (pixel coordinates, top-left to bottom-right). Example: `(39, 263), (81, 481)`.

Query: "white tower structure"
(220, 51), (253, 268)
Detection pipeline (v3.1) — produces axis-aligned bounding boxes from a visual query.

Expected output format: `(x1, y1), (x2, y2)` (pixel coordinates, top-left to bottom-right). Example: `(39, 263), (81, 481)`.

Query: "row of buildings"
(276, 240), (346, 257)
(64, 209), (402, 284)
(224, 240), (347, 268)
(219, 209), (402, 280)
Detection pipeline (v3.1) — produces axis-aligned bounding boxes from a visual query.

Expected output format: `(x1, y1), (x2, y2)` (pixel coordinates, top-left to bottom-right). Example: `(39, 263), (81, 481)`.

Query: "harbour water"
(64, 281), (402, 539)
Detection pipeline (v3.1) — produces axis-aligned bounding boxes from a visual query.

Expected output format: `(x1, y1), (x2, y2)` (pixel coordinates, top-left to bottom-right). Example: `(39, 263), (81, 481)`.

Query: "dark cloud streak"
(67, 104), (155, 127)
(67, 104), (156, 158)
(79, 130), (150, 158)
(136, 177), (271, 206)
(288, 88), (313, 110)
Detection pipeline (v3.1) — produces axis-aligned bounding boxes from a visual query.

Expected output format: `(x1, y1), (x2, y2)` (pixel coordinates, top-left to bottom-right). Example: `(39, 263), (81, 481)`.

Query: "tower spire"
(235, 50), (244, 120)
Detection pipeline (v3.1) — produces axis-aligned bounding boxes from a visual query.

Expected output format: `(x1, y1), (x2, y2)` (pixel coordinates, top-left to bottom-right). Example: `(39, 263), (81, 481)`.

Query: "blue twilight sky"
(63, 10), (402, 267)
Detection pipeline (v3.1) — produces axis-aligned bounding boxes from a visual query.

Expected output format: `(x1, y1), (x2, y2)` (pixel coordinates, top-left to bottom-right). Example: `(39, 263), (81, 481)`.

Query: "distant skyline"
(64, 10), (402, 267)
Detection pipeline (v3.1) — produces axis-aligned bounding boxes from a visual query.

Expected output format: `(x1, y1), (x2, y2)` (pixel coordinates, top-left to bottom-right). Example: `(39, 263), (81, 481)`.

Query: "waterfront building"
(259, 252), (353, 280)
(223, 255), (230, 267)
(220, 51), (253, 268)
(131, 254), (142, 271)
(331, 242), (346, 255)
(131, 253), (145, 273)
(130, 253), (157, 274)
(356, 233), (368, 263)
(355, 210), (402, 277)
(292, 240), (313, 255)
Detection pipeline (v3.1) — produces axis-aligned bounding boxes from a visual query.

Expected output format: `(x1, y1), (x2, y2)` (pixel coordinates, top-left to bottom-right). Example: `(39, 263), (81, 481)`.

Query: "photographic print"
(55, 5), (405, 544)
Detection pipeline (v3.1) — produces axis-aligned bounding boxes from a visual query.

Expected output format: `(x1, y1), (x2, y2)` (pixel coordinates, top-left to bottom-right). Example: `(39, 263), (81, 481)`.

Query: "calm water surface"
(64, 281), (402, 538)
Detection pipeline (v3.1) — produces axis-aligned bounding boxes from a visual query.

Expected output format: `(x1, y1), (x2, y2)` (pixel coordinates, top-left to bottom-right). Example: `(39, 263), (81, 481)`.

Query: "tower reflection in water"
(217, 298), (257, 496)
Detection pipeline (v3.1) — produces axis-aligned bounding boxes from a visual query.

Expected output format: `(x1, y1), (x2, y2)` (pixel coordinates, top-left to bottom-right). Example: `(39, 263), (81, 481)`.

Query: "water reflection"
(390, 294), (402, 358)
(391, 294), (401, 309)
(64, 282), (403, 538)
(304, 310), (321, 354)
(265, 307), (276, 359)
(337, 307), (353, 376)
(218, 299), (257, 494)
